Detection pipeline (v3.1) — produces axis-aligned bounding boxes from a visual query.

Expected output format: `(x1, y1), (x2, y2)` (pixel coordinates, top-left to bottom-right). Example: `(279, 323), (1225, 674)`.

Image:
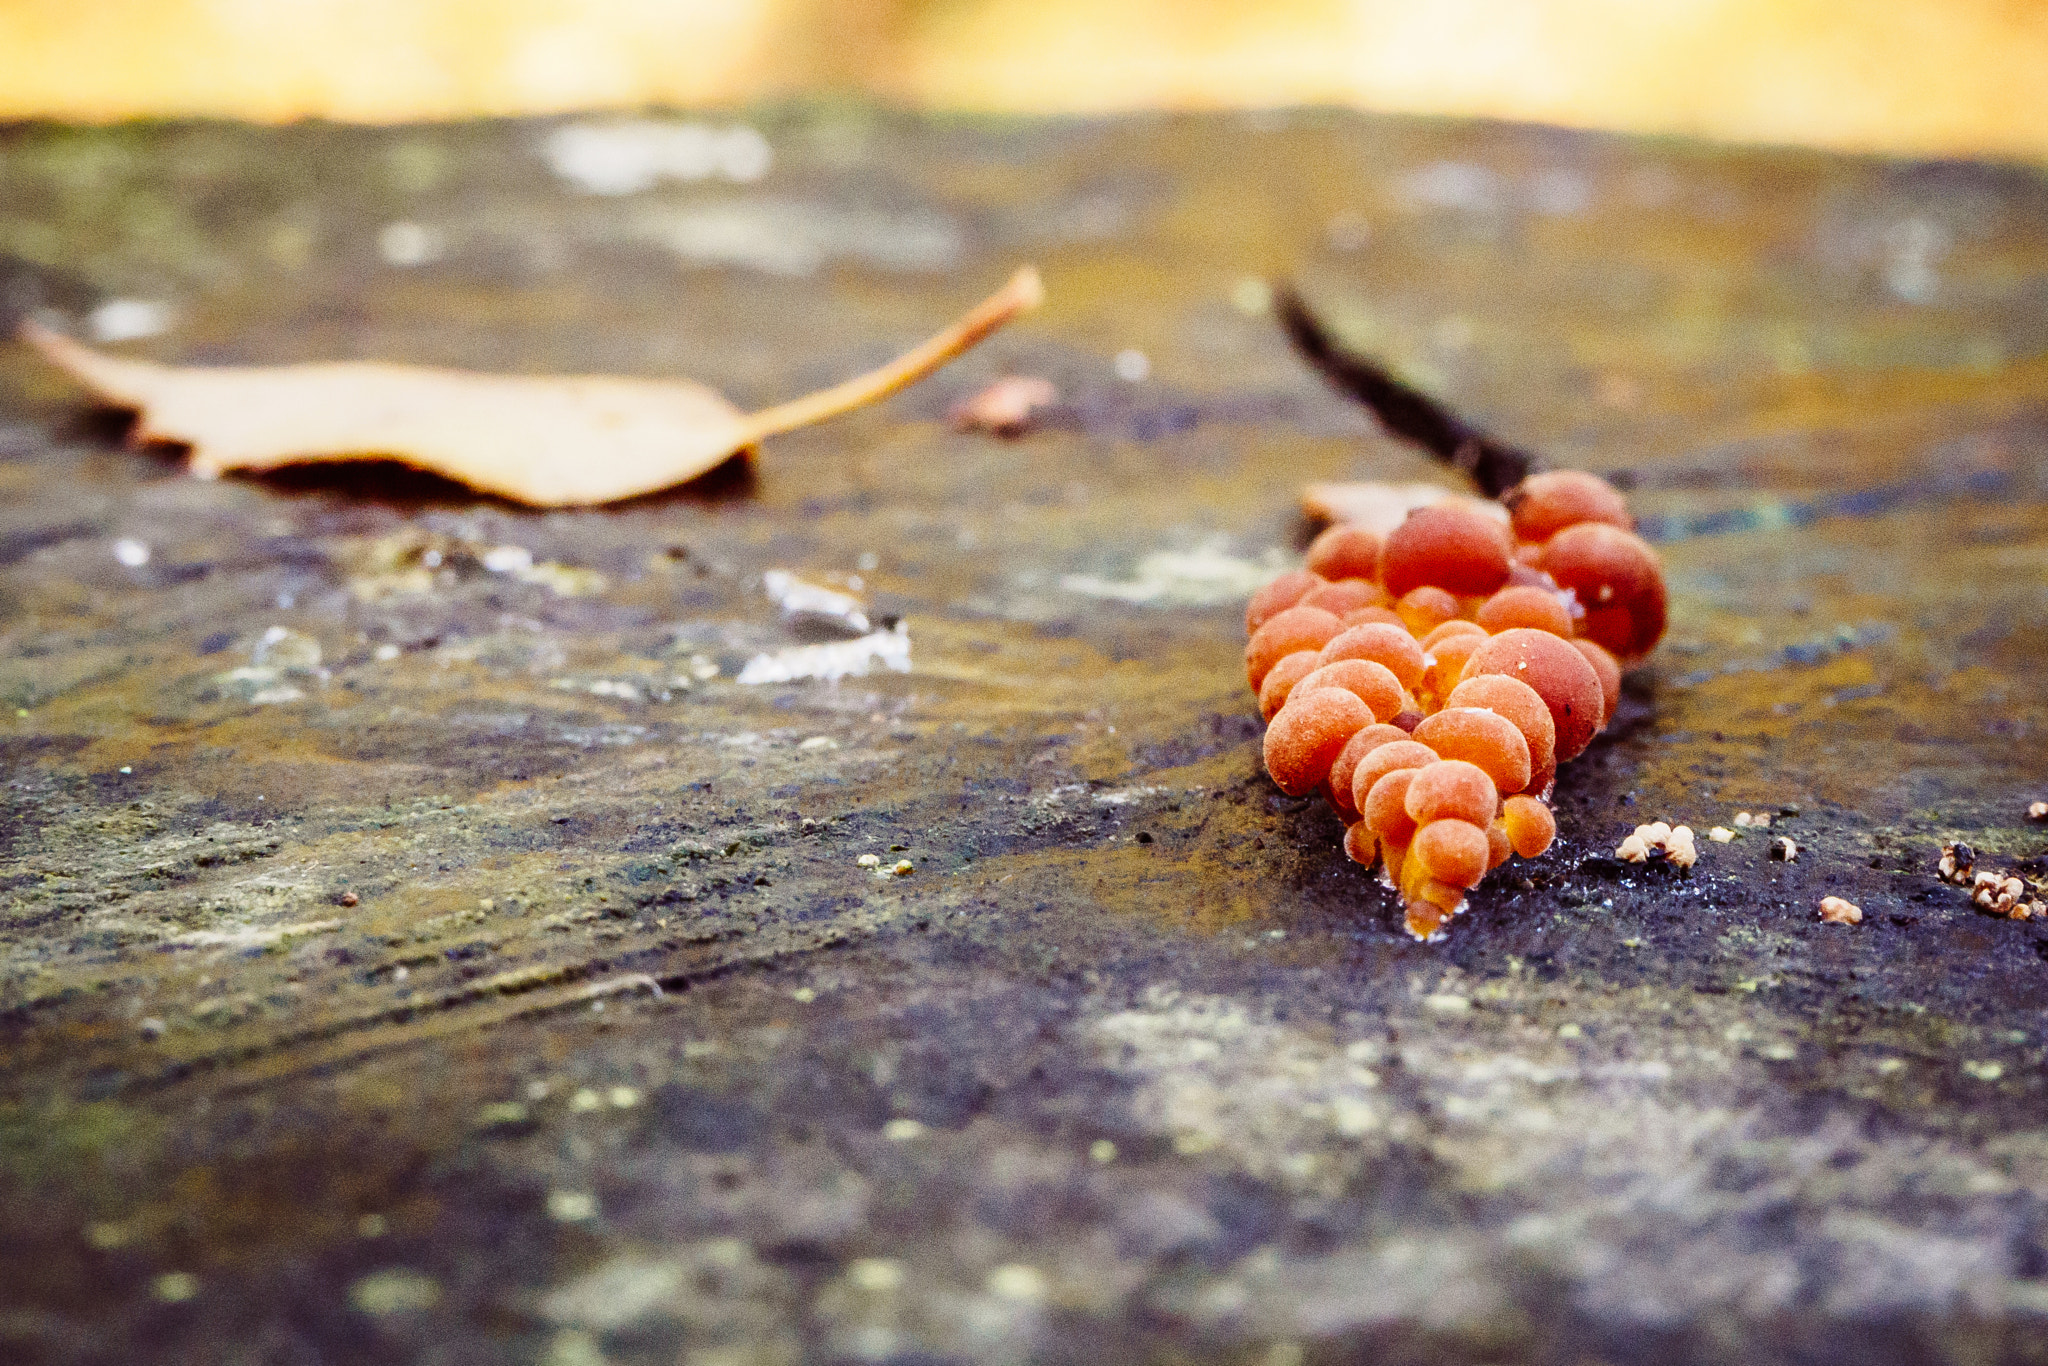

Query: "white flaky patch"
(88, 298), (173, 343)
(542, 120), (771, 195)
(1061, 542), (1286, 607)
(737, 623), (910, 685)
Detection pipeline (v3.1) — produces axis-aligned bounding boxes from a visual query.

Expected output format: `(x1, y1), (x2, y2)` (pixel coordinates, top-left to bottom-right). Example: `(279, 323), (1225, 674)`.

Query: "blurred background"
(2, 0), (2046, 163)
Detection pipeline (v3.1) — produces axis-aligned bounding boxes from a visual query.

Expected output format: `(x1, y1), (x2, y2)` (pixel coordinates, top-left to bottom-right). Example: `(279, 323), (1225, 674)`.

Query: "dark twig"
(1273, 284), (1538, 498)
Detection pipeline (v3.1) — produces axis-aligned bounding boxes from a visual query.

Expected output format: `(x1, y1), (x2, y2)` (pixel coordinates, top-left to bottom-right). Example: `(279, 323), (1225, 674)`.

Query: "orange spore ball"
(1422, 631), (1486, 706)
(1343, 821), (1378, 866)
(1327, 723), (1411, 819)
(1503, 469), (1634, 543)
(1380, 503), (1514, 598)
(1475, 584), (1575, 637)
(1395, 585), (1461, 636)
(1502, 795), (1558, 858)
(1380, 838), (1409, 888)
(1340, 604), (1406, 630)
(1294, 658), (1402, 723)
(1411, 708), (1532, 796)
(1401, 860), (1467, 920)
(1350, 739), (1440, 813)
(1536, 523), (1666, 661)
(1318, 621), (1427, 691)
(1404, 758), (1499, 827)
(1571, 638), (1622, 721)
(1486, 819), (1513, 870)
(1363, 767), (1422, 845)
(1305, 524), (1383, 581)
(1443, 675), (1557, 782)
(1246, 569), (1320, 635)
(1257, 650), (1322, 722)
(1299, 579), (1387, 617)
(1412, 818), (1491, 888)
(1404, 897), (1448, 941)
(1245, 604), (1342, 690)
(1460, 628), (1606, 762)
(1419, 618), (1486, 649)
(1262, 688), (1374, 796)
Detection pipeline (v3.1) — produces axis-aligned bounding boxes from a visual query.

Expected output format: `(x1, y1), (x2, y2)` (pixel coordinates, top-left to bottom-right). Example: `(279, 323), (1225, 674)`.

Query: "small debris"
(1818, 896), (1863, 925)
(85, 1222), (132, 1250)
(1708, 826), (1736, 843)
(2029, 801), (2047, 821)
(882, 1118), (927, 1141)
(950, 375), (1058, 436)
(1969, 870), (2041, 920)
(1617, 820), (1697, 869)
(763, 568), (869, 636)
(474, 1101), (530, 1129)
(339, 891), (358, 907)
(985, 1263), (1048, 1302)
(847, 1258), (905, 1293)
(1733, 810), (1773, 829)
(546, 1191), (597, 1223)
(1770, 836), (1798, 862)
(1938, 842), (1975, 884)
(1089, 1139), (1118, 1163)
(856, 854), (880, 868)
(891, 859), (914, 876)
(112, 538), (151, 567)
(349, 1269), (442, 1315)
(151, 1272), (199, 1303)
(1963, 1060), (2005, 1082)
(90, 298), (172, 343)
(1941, 843), (2044, 918)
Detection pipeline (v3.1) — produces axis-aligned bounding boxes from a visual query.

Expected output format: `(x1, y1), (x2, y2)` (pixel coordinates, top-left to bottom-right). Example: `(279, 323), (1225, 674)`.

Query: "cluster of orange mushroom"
(1243, 471), (1667, 940)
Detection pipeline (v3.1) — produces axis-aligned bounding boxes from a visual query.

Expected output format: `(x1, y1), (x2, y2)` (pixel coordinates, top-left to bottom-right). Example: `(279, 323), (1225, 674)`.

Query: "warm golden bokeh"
(1, 0), (2046, 162)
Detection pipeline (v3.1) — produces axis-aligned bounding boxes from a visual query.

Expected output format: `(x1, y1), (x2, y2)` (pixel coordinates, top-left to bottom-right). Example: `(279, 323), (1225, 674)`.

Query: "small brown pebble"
(1938, 842), (1974, 884)
(1818, 896), (1862, 925)
(949, 375), (1058, 436)
(340, 891), (359, 907)
(1770, 837), (1798, 862)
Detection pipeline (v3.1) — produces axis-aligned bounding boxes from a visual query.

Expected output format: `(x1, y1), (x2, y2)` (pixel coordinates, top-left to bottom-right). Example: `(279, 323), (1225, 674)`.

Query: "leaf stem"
(739, 265), (1043, 443)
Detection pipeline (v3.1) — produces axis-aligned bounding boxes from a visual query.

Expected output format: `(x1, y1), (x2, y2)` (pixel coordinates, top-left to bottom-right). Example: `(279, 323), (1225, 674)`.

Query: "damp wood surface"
(2, 111), (2047, 1365)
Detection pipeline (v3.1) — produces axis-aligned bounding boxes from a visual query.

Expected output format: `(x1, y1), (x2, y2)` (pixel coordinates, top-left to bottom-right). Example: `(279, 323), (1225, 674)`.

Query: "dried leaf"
(1300, 480), (1508, 537)
(21, 266), (1042, 507)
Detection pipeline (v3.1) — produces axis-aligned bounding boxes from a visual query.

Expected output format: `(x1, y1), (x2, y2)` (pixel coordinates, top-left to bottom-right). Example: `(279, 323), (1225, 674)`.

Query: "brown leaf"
(1300, 480), (1507, 537)
(21, 266), (1042, 507)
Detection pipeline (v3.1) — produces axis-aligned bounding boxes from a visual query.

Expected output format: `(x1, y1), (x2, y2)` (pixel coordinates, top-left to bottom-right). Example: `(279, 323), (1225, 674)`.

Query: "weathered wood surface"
(2, 111), (2047, 1365)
